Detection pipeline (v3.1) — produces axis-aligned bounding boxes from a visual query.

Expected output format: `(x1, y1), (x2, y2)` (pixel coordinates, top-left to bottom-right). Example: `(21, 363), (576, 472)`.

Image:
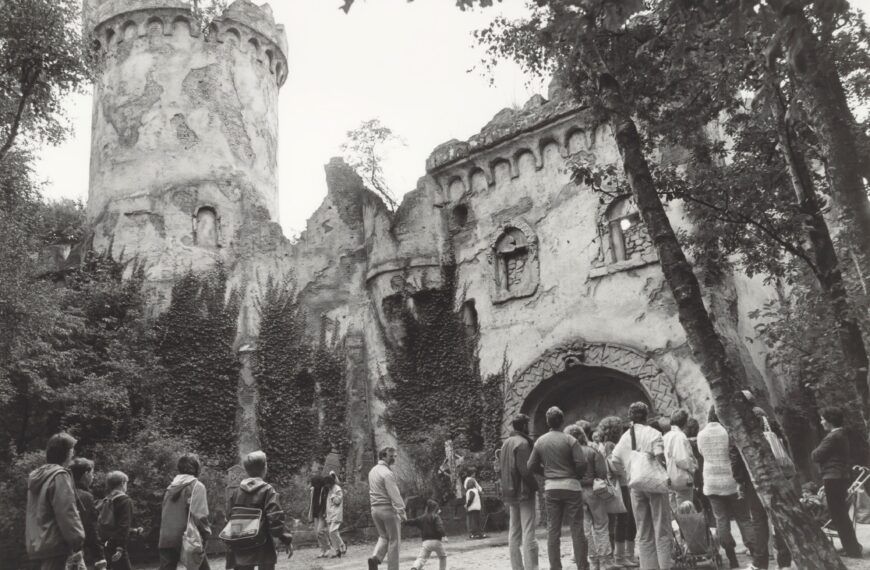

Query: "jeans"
(29, 557), (67, 570)
(158, 547), (211, 569)
(630, 488), (673, 570)
(707, 493), (755, 559)
(371, 505), (402, 570)
(412, 539), (447, 570)
(507, 498), (539, 570)
(582, 488), (613, 560)
(544, 489), (587, 570)
(744, 484), (791, 569)
(314, 516), (331, 554)
(614, 486), (637, 543)
(328, 521), (345, 554)
(825, 478), (863, 555)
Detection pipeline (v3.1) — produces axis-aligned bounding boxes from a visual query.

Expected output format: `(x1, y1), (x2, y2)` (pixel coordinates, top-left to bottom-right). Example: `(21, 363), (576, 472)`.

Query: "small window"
(194, 206), (219, 247)
(453, 204), (469, 228)
(461, 300), (478, 337)
(605, 196), (643, 263)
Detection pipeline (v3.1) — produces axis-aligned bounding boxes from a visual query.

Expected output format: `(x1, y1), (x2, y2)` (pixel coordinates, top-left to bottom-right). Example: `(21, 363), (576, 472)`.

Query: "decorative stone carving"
(487, 219), (540, 304)
(502, 340), (680, 436)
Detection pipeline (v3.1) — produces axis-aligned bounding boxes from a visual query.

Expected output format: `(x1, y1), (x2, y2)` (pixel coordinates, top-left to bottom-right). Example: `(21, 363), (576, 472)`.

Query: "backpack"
(219, 488), (267, 551)
(97, 493), (125, 539)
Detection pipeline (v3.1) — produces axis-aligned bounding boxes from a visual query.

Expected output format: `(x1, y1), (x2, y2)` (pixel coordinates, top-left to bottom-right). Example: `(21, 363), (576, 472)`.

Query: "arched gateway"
(503, 340), (681, 437)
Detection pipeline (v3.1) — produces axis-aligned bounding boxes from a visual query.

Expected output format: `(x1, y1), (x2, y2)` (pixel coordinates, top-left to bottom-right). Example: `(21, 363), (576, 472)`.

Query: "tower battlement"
(85, 0), (287, 85)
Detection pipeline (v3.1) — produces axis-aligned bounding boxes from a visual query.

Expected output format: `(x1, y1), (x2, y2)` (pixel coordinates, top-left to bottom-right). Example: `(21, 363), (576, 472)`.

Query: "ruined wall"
(85, 0), (288, 307)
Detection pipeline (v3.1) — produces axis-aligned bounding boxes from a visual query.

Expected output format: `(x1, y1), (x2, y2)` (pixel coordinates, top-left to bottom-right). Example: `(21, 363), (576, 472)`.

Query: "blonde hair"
(106, 471), (128, 490)
(243, 450), (268, 477)
(677, 501), (696, 514)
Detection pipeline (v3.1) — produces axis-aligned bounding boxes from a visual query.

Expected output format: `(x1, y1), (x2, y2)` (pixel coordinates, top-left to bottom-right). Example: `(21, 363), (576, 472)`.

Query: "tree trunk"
(768, 1), (870, 275)
(569, 21), (848, 569)
(768, 83), (870, 443)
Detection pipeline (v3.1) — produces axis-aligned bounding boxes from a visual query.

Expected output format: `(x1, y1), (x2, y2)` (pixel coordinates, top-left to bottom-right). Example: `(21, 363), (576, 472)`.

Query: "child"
(325, 472), (346, 558)
(406, 499), (448, 570)
(464, 478), (485, 539)
(98, 471), (134, 570)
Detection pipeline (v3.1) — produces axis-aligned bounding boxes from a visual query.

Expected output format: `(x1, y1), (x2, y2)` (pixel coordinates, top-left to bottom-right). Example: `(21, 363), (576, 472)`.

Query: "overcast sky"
(35, 0), (870, 237)
(35, 0), (542, 237)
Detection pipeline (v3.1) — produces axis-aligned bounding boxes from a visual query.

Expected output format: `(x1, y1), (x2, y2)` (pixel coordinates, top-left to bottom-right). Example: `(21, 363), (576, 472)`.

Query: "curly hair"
(597, 416), (627, 444)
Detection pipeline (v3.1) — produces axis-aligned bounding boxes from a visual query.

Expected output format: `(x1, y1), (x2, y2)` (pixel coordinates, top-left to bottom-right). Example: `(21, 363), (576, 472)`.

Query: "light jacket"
(158, 475), (210, 549)
(499, 431), (538, 502)
(697, 422), (739, 496)
(663, 427), (697, 490)
(225, 477), (292, 568)
(325, 484), (343, 524)
(26, 464), (85, 560)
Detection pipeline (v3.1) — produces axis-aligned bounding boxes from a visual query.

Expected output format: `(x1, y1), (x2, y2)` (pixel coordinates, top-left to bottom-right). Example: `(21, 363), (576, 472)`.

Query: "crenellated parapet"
(86, 0), (288, 86)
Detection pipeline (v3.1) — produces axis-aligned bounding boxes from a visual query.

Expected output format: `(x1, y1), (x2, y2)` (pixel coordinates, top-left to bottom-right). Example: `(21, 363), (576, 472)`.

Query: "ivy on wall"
(254, 278), (349, 484)
(379, 265), (500, 476)
(154, 266), (240, 470)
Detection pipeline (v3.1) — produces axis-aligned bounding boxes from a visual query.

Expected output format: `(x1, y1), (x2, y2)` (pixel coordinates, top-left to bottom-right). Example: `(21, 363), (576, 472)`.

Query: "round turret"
(85, 0), (287, 284)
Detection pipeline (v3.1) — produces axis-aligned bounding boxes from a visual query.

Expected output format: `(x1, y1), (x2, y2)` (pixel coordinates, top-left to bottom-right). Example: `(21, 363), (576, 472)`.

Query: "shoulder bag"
(627, 426), (670, 494)
(181, 482), (206, 570)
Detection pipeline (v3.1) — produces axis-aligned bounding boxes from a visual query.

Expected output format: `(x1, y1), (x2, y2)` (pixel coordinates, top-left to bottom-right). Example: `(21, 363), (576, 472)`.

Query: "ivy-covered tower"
(83, 0), (288, 304)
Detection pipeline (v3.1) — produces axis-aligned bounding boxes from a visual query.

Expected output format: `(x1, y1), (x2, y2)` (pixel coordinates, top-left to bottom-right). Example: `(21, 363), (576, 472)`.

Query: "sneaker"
(368, 556), (380, 570)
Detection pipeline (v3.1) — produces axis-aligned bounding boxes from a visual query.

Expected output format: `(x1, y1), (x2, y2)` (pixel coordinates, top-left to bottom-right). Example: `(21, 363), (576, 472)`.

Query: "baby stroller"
(672, 508), (723, 569)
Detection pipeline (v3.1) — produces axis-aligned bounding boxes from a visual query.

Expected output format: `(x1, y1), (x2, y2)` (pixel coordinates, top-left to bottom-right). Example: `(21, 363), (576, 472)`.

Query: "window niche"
(193, 206), (220, 247)
(487, 220), (540, 304)
(591, 194), (657, 277)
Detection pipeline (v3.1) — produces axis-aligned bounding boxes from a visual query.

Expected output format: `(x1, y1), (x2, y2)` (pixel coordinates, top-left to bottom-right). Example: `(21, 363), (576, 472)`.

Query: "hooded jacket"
(158, 475), (210, 549)
(325, 483), (343, 524)
(225, 477), (292, 569)
(25, 464), (85, 560)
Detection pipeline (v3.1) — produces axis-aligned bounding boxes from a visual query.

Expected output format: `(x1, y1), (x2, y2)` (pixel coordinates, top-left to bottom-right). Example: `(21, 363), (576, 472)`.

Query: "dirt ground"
(153, 523), (870, 570)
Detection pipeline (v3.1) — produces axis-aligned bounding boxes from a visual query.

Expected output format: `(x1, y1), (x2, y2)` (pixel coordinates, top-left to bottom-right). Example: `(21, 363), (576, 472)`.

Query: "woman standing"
(599, 416), (638, 568)
(812, 407), (863, 559)
(325, 472), (346, 558)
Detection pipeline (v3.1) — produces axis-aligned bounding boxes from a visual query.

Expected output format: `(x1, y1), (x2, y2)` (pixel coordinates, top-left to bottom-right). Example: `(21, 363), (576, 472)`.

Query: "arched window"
(487, 220), (540, 304)
(603, 195), (652, 263)
(194, 206), (219, 247)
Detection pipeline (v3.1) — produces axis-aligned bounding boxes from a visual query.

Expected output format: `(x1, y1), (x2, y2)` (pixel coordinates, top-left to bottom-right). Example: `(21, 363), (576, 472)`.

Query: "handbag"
(592, 477), (610, 498)
(627, 426), (670, 494)
(762, 416), (795, 478)
(603, 480), (627, 514)
(180, 483), (206, 570)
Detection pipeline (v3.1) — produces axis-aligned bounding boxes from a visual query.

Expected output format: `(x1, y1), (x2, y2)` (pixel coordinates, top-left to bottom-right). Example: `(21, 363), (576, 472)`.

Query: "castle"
(83, 0), (782, 480)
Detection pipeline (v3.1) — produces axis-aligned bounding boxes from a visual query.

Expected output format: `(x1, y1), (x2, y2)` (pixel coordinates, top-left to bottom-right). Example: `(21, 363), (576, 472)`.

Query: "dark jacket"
(25, 464), (85, 560)
(406, 512), (446, 541)
(499, 431), (538, 502)
(308, 482), (329, 520)
(74, 485), (105, 565)
(579, 445), (606, 487)
(812, 428), (852, 480)
(158, 475), (210, 549)
(225, 477), (292, 569)
(99, 490), (132, 547)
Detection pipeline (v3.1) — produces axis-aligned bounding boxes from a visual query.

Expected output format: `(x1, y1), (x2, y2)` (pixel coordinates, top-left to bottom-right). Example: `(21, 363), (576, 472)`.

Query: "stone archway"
(502, 340), (680, 437)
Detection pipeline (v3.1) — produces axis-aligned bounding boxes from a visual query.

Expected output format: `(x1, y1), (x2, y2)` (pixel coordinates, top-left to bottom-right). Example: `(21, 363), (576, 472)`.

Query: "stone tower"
(84, 0), (288, 300)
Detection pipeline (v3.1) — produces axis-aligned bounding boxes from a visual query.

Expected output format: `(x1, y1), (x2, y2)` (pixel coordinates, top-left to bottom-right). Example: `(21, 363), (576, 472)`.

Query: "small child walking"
(464, 478), (485, 539)
(406, 499), (448, 570)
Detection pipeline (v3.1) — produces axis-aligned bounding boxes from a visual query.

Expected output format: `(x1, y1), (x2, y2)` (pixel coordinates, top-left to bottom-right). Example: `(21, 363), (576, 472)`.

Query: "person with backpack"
(158, 453), (211, 569)
(98, 471), (134, 570)
(405, 499), (448, 570)
(223, 451), (293, 570)
(324, 472), (346, 558)
(68, 458), (106, 570)
(25, 432), (85, 570)
(813, 406), (863, 559)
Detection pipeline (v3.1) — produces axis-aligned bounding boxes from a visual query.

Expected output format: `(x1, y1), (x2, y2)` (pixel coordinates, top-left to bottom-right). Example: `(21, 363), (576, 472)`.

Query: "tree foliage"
(340, 118), (403, 211)
(0, 0), (91, 162)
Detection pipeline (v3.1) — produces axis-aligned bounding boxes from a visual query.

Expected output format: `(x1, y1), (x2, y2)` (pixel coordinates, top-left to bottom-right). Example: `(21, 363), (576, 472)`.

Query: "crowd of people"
(497, 401), (864, 570)
(23, 400), (862, 570)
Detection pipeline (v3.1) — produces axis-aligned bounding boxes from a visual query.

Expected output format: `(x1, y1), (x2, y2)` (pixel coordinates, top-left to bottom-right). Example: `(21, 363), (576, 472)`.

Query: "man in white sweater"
(696, 406), (756, 569)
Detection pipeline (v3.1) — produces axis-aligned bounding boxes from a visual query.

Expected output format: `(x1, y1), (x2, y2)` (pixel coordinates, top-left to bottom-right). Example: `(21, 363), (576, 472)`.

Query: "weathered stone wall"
(85, 0), (287, 305)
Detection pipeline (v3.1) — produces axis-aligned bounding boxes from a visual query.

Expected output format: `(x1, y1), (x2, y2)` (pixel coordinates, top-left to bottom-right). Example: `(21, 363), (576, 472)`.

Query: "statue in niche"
(488, 220), (540, 304)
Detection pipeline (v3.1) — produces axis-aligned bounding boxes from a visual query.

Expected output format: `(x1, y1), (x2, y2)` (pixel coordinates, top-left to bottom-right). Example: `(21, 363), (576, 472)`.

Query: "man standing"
(368, 447), (406, 570)
(25, 432), (85, 570)
(663, 409), (697, 509)
(499, 413), (539, 570)
(527, 406), (587, 570)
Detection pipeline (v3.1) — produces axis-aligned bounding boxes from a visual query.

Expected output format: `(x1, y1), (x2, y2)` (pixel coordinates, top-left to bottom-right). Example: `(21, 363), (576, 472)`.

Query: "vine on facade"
(154, 266), (240, 470)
